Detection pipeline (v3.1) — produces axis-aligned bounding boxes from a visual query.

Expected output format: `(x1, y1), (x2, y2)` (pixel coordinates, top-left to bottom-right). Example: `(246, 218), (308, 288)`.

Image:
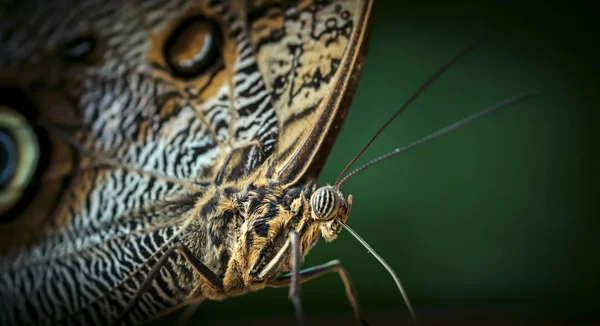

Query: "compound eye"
(310, 186), (340, 221)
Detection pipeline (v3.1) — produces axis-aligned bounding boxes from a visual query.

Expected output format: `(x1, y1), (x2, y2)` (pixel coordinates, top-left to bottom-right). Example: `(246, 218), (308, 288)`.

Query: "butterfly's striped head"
(310, 185), (349, 241)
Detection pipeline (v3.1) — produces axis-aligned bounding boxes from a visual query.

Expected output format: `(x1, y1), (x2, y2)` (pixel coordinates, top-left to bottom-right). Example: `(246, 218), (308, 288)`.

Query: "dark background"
(159, 1), (597, 324)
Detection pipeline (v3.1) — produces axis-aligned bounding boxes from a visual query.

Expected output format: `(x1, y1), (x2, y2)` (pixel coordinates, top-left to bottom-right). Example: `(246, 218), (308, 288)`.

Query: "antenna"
(334, 37), (485, 189)
(336, 90), (539, 188)
(332, 38), (540, 326)
(340, 221), (418, 324)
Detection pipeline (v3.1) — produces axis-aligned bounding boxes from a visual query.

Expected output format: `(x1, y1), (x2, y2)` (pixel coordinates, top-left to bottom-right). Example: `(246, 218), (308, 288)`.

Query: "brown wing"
(248, 0), (374, 186)
(0, 0), (373, 248)
(0, 0), (373, 324)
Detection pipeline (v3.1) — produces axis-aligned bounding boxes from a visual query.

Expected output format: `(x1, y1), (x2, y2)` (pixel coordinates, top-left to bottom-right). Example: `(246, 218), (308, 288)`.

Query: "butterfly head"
(309, 185), (351, 242)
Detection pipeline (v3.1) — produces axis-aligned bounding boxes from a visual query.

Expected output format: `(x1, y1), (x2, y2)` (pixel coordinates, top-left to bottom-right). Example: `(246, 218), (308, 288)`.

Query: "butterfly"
(0, 0), (539, 324)
(0, 0), (379, 324)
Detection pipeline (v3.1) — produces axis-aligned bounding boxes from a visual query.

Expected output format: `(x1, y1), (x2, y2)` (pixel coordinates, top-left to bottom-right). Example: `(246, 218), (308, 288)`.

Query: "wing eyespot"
(58, 34), (100, 63)
(0, 105), (39, 220)
(164, 15), (223, 79)
(0, 86), (63, 224)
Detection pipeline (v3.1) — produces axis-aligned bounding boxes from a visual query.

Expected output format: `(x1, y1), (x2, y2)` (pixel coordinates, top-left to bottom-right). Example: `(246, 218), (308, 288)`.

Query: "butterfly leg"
(269, 257), (365, 325)
(116, 242), (222, 324)
(288, 230), (305, 326)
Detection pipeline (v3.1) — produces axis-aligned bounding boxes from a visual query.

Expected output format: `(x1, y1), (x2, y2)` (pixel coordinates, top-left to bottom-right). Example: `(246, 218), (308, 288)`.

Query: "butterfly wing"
(0, 0), (373, 324)
(250, 0), (374, 185)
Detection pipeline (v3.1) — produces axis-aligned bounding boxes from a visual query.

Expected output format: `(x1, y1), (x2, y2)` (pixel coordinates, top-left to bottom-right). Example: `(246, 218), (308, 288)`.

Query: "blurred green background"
(161, 0), (597, 324)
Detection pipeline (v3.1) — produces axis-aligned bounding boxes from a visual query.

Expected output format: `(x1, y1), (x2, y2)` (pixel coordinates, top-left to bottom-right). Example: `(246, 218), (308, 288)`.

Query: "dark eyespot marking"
(0, 86), (54, 222)
(0, 129), (17, 188)
(164, 15), (223, 79)
(59, 35), (98, 63)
